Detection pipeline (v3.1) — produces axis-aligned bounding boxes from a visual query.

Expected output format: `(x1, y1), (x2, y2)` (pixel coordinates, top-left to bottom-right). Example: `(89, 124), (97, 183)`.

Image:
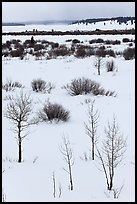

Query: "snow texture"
(2, 21), (135, 202)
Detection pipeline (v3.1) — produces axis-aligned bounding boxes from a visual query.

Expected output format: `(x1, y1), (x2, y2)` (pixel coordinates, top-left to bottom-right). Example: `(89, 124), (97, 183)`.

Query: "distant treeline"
(2, 23), (25, 26)
(72, 16), (135, 25)
(2, 29), (135, 36)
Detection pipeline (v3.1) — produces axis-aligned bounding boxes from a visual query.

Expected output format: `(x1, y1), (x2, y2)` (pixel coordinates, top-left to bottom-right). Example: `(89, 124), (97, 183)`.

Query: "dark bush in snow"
(128, 42), (133, 47)
(106, 49), (116, 57)
(34, 43), (45, 51)
(51, 45), (70, 57)
(34, 51), (44, 60)
(75, 44), (95, 57)
(95, 38), (104, 43)
(31, 78), (54, 93)
(66, 39), (72, 42)
(23, 39), (32, 48)
(64, 77), (116, 96)
(10, 49), (24, 58)
(123, 47), (135, 60)
(105, 40), (121, 45)
(95, 48), (106, 57)
(72, 39), (80, 44)
(89, 38), (104, 44)
(38, 102), (70, 123)
(122, 38), (130, 43)
(75, 47), (87, 58)
(2, 79), (23, 92)
(51, 42), (59, 49)
(10, 39), (21, 44)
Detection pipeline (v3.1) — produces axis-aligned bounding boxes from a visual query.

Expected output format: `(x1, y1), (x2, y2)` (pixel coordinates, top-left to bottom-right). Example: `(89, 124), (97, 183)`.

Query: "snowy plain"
(2, 21), (135, 202)
(2, 19), (135, 32)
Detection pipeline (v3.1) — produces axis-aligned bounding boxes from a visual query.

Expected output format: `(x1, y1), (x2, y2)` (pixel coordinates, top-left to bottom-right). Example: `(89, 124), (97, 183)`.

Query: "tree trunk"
(92, 139), (94, 160)
(98, 67), (100, 75)
(18, 121), (22, 163)
(18, 140), (22, 163)
(109, 177), (113, 190)
(68, 162), (73, 190)
(109, 170), (114, 190)
(91, 116), (95, 160)
(70, 175), (73, 191)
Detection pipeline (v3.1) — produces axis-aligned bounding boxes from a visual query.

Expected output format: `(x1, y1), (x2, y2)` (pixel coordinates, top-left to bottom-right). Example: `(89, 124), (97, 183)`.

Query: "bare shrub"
(95, 48), (106, 57)
(2, 42), (11, 50)
(41, 40), (49, 44)
(66, 39), (72, 42)
(105, 40), (121, 45)
(64, 77), (116, 97)
(10, 49), (24, 58)
(51, 42), (59, 49)
(10, 39), (21, 44)
(128, 42), (133, 47)
(5, 40), (12, 48)
(95, 46), (115, 58)
(89, 38), (104, 44)
(72, 39), (80, 44)
(52, 45), (70, 57)
(122, 38), (130, 43)
(75, 47), (86, 58)
(23, 39), (31, 48)
(34, 51), (44, 60)
(31, 79), (54, 93)
(14, 43), (24, 52)
(106, 49), (115, 57)
(34, 43), (44, 51)
(23, 39), (35, 48)
(2, 79), (24, 92)
(74, 44), (94, 58)
(38, 102), (70, 123)
(115, 51), (123, 57)
(106, 60), (115, 72)
(64, 78), (97, 96)
(123, 47), (135, 60)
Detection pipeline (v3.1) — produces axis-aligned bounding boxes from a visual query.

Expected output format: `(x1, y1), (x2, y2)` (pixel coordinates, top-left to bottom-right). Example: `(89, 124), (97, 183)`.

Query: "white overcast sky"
(2, 2), (135, 22)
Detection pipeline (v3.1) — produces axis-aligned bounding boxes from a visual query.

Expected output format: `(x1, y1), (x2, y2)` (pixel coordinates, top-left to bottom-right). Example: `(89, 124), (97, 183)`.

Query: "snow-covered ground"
(2, 22), (135, 202)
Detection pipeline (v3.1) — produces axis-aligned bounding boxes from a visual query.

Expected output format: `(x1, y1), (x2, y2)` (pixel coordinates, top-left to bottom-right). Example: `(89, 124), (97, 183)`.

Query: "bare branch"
(59, 136), (74, 190)
(96, 115), (127, 191)
(85, 100), (99, 160)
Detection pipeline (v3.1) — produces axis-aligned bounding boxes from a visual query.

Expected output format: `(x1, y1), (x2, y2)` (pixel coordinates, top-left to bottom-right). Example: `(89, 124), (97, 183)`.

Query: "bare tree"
(52, 171), (56, 198)
(94, 56), (104, 75)
(60, 137), (74, 190)
(96, 115), (127, 190)
(4, 91), (33, 163)
(85, 100), (99, 160)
